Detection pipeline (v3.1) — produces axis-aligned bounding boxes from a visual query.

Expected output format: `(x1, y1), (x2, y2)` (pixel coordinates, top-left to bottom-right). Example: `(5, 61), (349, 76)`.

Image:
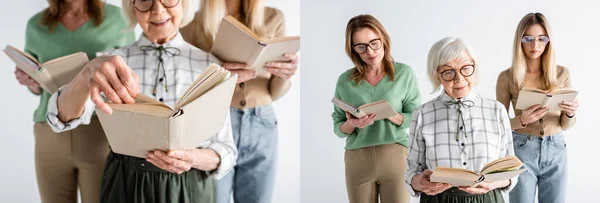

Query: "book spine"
(542, 95), (552, 108)
(247, 42), (266, 67)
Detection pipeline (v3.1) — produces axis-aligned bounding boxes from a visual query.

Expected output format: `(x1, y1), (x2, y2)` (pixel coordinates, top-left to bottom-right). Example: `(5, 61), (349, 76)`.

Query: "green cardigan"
(332, 62), (421, 150)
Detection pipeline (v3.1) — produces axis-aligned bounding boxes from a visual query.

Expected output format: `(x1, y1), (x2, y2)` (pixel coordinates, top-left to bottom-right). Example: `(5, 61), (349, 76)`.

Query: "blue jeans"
(509, 132), (567, 203)
(216, 105), (279, 203)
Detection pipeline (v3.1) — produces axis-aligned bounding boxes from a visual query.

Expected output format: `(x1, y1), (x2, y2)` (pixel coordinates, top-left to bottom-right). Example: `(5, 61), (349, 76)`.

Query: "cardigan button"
(540, 131), (544, 135)
(240, 100), (247, 106)
(239, 82), (245, 88)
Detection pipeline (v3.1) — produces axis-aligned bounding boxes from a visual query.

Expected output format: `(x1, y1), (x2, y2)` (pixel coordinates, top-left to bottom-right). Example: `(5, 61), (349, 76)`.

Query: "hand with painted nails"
(264, 53), (299, 79)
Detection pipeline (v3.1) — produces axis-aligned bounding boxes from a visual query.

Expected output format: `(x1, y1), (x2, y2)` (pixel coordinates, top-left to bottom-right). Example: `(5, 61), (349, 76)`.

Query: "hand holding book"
(457, 179), (510, 194)
(264, 53), (299, 79)
(411, 169), (453, 196)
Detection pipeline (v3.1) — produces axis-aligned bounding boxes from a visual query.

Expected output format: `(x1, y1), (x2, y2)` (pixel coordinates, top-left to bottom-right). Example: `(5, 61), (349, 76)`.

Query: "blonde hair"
(196, 0), (266, 49)
(511, 12), (558, 90)
(427, 37), (480, 93)
(344, 14), (395, 85)
(122, 0), (195, 29)
(42, 0), (105, 32)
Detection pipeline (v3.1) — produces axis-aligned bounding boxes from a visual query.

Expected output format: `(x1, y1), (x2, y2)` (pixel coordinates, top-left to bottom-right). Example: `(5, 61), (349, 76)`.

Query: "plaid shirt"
(405, 90), (517, 197)
(46, 33), (236, 179)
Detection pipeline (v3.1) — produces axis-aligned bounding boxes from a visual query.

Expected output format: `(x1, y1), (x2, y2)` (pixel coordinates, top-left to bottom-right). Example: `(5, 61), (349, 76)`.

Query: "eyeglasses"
(133, 0), (180, 12)
(521, 35), (550, 45)
(352, 38), (382, 54)
(437, 64), (475, 82)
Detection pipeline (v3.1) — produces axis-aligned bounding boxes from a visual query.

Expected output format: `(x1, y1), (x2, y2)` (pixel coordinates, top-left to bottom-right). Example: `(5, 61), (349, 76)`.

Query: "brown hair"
(511, 12), (558, 90)
(41, 0), (105, 32)
(345, 14), (394, 85)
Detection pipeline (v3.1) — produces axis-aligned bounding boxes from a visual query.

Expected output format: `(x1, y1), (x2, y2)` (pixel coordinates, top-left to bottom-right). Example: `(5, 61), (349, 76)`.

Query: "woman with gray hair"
(45, 0), (236, 202)
(405, 37), (517, 203)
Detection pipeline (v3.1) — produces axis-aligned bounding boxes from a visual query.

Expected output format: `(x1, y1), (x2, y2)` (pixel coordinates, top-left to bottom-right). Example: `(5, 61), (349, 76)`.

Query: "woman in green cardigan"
(331, 14), (421, 203)
(12, 1), (134, 202)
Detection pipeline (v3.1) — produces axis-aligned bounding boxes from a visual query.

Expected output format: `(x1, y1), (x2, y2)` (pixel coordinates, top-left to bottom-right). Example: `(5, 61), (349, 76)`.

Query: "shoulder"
(556, 65), (570, 77)
(102, 3), (127, 23)
(336, 67), (356, 86)
(393, 62), (415, 77)
(26, 10), (45, 29)
(417, 94), (444, 113)
(103, 3), (122, 14)
(474, 92), (508, 114)
(264, 7), (285, 25)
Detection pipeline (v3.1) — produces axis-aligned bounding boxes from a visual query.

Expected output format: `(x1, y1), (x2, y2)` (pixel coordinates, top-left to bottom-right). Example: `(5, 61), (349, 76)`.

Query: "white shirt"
(405, 90), (517, 197)
(46, 33), (236, 179)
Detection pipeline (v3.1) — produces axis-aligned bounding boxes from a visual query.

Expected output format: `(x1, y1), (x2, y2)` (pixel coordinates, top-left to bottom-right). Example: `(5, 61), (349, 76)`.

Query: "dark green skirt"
(420, 187), (504, 203)
(100, 151), (215, 203)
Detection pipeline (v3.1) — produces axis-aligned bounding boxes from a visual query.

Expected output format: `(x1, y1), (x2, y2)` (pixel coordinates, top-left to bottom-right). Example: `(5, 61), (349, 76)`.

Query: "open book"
(331, 97), (398, 121)
(3, 45), (88, 93)
(515, 88), (578, 112)
(96, 64), (238, 158)
(211, 16), (300, 75)
(430, 156), (526, 187)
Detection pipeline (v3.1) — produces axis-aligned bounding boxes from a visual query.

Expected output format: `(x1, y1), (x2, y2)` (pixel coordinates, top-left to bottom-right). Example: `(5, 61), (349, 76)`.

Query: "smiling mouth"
(151, 19), (170, 27)
(454, 86), (466, 90)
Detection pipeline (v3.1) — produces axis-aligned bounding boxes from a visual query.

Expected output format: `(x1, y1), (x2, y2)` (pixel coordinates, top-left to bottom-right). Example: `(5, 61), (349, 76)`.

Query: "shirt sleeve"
(332, 85), (352, 138)
(559, 67), (576, 130)
(46, 86), (96, 133)
(199, 110), (237, 179)
(405, 107), (427, 197)
(497, 102), (518, 193)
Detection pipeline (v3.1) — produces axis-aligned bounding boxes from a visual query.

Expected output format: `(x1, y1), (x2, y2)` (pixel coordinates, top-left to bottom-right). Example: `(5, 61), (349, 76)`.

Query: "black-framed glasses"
(352, 38), (382, 54)
(437, 63), (475, 82)
(521, 35), (550, 45)
(133, 0), (180, 12)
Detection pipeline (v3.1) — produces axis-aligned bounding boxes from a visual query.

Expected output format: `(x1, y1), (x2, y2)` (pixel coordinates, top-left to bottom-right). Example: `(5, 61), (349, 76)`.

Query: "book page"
(358, 100), (398, 121)
(481, 156), (523, 174)
(430, 167), (480, 187)
(515, 90), (549, 110)
(176, 65), (230, 109)
(3, 45), (40, 69)
(545, 91), (578, 112)
(483, 168), (526, 182)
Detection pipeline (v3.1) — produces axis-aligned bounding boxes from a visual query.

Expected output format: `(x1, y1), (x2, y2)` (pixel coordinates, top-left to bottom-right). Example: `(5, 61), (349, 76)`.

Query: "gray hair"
(427, 37), (480, 93)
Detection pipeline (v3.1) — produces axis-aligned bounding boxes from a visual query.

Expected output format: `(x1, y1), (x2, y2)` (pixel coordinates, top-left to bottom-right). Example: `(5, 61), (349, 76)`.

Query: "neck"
(63, 0), (87, 16)
(147, 32), (178, 45)
(525, 57), (542, 74)
(366, 63), (384, 75)
(226, 0), (242, 18)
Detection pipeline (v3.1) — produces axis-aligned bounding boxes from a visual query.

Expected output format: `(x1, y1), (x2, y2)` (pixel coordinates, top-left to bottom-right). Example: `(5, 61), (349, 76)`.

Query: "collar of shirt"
(437, 89), (479, 109)
(133, 32), (186, 57)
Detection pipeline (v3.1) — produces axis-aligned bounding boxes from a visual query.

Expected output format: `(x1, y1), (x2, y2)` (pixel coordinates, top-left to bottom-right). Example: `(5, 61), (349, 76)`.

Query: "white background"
(301, 0), (598, 202)
(0, 0), (299, 202)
